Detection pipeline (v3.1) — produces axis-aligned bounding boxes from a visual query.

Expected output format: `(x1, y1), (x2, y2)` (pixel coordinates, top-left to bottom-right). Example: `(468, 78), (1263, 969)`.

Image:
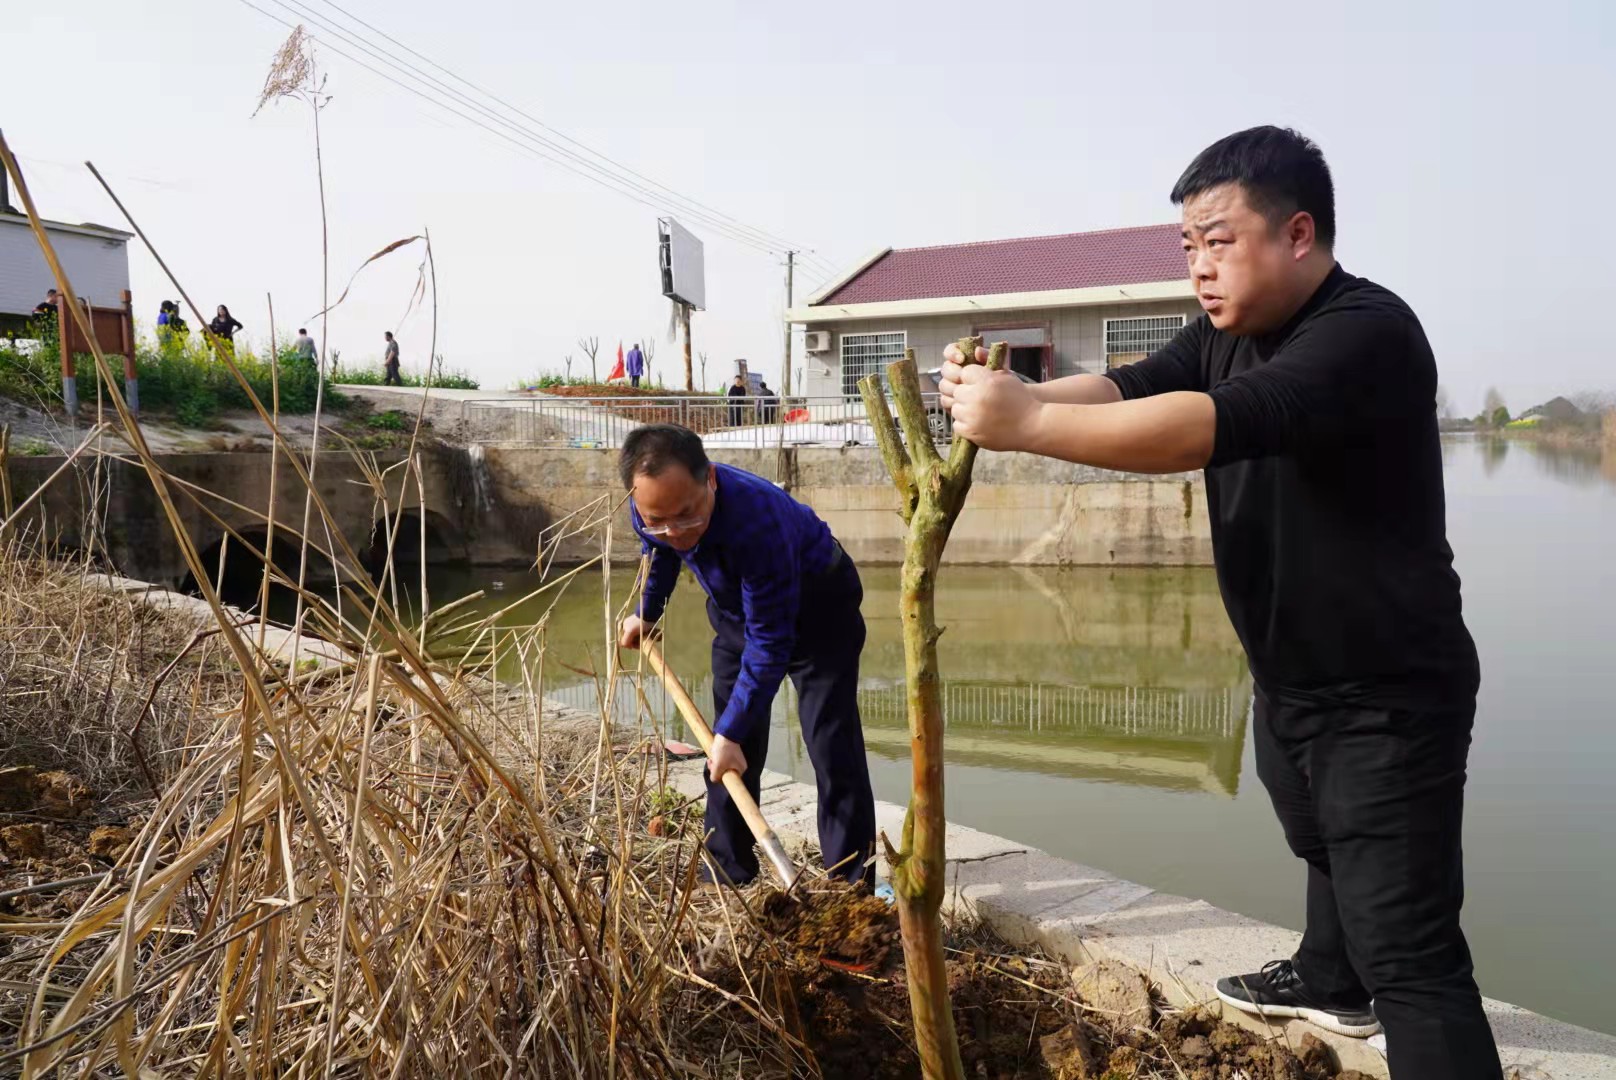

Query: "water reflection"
(1466, 432), (1616, 490)
(429, 564), (1254, 800)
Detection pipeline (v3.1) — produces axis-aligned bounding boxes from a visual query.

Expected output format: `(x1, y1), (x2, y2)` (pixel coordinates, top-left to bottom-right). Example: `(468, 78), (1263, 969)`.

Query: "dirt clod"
(1298, 1032), (1337, 1075)
(760, 883), (899, 971)
(88, 825), (136, 860)
(34, 770), (93, 818)
(1, 823), (46, 858)
(1179, 1034), (1214, 1061)
(0, 765), (39, 811)
(1073, 958), (1154, 1033)
(1039, 1022), (1102, 1079)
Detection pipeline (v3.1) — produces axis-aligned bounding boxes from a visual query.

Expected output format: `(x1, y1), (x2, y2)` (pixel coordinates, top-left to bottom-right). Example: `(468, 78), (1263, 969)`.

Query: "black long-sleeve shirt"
(1105, 264), (1478, 708)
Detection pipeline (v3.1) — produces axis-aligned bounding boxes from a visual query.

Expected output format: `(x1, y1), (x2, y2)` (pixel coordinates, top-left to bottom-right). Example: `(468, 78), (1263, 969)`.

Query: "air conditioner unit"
(803, 331), (831, 353)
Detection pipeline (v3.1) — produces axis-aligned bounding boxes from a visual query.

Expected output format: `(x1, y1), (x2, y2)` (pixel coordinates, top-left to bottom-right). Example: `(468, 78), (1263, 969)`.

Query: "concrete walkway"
(665, 761), (1616, 1079)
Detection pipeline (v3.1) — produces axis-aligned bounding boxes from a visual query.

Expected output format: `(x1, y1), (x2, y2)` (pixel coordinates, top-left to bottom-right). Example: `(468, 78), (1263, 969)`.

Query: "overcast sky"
(8, 0), (1611, 413)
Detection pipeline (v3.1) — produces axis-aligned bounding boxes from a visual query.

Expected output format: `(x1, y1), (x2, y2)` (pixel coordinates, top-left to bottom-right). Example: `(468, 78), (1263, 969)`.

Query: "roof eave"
(786, 278), (1196, 324)
(802, 246), (892, 306)
(0, 212), (134, 241)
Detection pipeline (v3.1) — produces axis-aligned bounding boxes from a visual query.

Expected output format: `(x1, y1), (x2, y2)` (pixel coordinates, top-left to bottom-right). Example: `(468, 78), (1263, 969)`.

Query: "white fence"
(458, 394), (952, 449)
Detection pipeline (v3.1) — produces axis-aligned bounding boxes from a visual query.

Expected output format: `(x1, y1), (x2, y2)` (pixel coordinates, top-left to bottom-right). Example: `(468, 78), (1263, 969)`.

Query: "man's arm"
(1028, 373), (1123, 405)
(712, 534), (800, 743)
(1018, 392), (1216, 473)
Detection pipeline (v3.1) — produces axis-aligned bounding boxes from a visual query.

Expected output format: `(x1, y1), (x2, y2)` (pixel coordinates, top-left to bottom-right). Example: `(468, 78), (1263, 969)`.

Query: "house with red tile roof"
(784, 224), (1198, 400)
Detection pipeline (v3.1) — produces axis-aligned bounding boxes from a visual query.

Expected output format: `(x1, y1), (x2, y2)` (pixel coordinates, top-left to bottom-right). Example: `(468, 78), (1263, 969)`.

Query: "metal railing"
(457, 393), (951, 449)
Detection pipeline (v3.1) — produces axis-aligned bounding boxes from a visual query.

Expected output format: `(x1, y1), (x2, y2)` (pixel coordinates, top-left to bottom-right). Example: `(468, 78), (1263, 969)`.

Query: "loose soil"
(690, 880), (1356, 1080)
(0, 768), (136, 926)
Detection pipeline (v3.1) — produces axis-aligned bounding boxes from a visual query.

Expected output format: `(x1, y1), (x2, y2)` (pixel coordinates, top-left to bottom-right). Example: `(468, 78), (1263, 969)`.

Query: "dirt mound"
(691, 911), (1351, 1080)
(760, 883), (899, 973)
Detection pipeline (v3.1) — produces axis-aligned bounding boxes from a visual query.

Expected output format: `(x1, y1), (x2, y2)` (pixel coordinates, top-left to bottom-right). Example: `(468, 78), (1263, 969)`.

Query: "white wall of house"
(0, 217), (131, 316)
(798, 297), (1204, 399)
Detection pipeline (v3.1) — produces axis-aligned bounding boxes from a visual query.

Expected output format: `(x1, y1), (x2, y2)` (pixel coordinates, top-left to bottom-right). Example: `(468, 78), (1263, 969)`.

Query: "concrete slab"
(660, 757), (1616, 1080)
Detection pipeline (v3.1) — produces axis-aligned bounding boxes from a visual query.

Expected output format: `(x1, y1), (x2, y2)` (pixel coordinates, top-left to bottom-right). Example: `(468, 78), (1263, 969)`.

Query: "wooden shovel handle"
(642, 641), (797, 885)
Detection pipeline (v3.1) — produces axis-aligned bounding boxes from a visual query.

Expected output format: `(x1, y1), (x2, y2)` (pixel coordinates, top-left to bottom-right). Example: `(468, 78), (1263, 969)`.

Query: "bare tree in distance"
(1483, 386), (1508, 428)
(563, 353), (574, 382)
(641, 338), (656, 386)
(1570, 389), (1616, 414)
(577, 336), (600, 383)
(698, 351), (708, 392)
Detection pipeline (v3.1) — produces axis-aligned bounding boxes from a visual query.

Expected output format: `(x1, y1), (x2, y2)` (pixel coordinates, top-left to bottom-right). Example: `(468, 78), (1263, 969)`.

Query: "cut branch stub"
(886, 350), (941, 469)
(858, 373), (916, 522)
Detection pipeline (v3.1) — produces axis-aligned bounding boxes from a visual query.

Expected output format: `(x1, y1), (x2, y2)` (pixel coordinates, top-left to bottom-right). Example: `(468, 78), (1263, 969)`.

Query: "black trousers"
(630, 375), (640, 387)
(1255, 691), (1502, 1078)
(704, 553), (876, 886)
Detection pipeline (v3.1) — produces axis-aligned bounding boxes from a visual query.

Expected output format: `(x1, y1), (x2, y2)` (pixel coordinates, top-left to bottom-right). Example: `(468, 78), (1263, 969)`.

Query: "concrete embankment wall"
(480, 447), (1213, 567)
(7, 444), (1211, 585)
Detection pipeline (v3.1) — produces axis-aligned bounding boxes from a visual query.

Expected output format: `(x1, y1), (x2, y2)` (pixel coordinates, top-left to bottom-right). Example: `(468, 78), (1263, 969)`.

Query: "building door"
(1007, 347), (1043, 382)
(975, 324), (1053, 382)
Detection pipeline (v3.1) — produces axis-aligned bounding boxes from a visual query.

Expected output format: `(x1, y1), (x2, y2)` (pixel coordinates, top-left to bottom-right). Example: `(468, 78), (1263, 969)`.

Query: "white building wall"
(799, 297), (1204, 399)
(0, 218), (131, 316)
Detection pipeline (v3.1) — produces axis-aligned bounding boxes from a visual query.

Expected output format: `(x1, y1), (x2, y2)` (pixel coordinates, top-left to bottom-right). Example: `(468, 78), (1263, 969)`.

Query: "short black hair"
(1170, 126), (1336, 248)
(619, 424), (710, 491)
(384, 331), (393, 339)
(298, 327), (307, 334)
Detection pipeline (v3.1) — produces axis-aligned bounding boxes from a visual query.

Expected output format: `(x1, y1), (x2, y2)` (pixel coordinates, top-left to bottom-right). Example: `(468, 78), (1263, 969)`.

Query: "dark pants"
(383, 363), (402, 386)
(630, 375), (641, 387)
(704, 553), (876, 886)
(1255, 691), (1501, 1078)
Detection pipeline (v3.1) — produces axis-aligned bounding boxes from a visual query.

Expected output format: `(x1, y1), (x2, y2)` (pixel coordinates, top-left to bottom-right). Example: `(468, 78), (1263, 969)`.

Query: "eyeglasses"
(640, 514), (708, 537)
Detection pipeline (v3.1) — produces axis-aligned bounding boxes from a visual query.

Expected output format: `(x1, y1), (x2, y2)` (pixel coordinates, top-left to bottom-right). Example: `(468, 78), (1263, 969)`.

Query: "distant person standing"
(32, 289), (58, 319)
(157, 301), (188, 344)
(726, 374), (748, 427)
(383, 331), (402, 386)
(209, 305), (243, 347)
(626, 342), (645, 388)
(293, 328), (317, 362)
(758, 380), (779, 423)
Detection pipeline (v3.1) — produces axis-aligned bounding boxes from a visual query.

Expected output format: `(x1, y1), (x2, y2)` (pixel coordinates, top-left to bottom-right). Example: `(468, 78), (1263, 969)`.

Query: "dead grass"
(0, 544), (237, 802)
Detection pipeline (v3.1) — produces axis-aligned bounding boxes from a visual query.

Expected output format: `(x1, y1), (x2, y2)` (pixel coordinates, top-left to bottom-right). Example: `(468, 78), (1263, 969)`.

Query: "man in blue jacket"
(617, 424), (875, 886)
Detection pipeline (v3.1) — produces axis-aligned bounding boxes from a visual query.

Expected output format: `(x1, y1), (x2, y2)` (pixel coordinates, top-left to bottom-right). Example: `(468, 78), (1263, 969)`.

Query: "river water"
(406, 435), (1615, 1033)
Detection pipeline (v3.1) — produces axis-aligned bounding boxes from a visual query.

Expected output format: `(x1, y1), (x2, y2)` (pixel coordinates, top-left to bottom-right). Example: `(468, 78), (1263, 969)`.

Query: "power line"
(243, 0), (834, 266)
(307, 0), (821, 258)
(275, 0), (798, 256)
(242, 0), (789, 258)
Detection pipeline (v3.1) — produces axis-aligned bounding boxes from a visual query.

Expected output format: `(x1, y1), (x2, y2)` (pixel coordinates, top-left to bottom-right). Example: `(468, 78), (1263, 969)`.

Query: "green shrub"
(0, 324), (337, 420)
(365, 409), (409, 431)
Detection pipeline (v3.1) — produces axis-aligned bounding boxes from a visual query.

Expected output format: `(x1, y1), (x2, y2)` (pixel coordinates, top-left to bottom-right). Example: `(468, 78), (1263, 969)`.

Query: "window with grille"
(840, 331), (907, 399)
(1103, 315), (1186, 368)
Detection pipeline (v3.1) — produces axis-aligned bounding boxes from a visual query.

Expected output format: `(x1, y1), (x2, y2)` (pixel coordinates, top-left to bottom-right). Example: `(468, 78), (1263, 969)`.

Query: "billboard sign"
(657, 217), (706, 311)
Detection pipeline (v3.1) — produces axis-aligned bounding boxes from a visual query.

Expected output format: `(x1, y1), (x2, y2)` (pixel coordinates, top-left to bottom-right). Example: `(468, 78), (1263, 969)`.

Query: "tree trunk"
(858, 338), (1002, 1080)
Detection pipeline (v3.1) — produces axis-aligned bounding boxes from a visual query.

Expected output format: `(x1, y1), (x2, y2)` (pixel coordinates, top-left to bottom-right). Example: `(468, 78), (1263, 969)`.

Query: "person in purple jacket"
(616, 424), (876, 887)
(626, 342), (645, 388)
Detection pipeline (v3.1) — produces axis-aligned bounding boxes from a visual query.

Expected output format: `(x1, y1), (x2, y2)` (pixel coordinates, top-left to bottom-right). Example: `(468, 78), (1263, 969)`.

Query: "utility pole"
(782, 251), (796, 399)
(680, 303), (694, 392)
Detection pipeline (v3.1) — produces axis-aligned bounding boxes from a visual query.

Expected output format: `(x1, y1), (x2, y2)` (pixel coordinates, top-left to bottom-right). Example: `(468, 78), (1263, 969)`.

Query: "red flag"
(607, 341), (625, 382)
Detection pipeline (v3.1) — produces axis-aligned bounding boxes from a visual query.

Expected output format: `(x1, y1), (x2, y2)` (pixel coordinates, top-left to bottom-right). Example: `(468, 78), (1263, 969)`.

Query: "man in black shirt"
(940, 126), (1500, 1078)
